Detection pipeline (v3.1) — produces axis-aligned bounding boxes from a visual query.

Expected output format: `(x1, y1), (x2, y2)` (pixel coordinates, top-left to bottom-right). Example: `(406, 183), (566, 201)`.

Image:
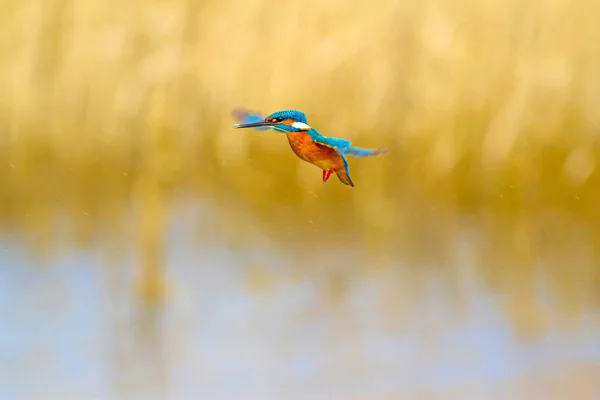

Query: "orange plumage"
(285, 130), (354, 186)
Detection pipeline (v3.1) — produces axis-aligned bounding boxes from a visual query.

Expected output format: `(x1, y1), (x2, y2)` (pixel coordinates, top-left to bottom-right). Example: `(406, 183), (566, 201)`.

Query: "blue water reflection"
(1, 223), (599, 400)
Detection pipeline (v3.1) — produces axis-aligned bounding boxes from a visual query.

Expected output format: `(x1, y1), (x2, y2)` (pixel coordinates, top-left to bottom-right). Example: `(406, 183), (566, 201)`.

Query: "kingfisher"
(232, 109), (389, 187)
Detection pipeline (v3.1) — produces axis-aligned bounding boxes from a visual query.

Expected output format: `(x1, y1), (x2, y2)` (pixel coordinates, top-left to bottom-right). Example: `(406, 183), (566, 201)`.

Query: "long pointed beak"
(233, 121), (274, 129)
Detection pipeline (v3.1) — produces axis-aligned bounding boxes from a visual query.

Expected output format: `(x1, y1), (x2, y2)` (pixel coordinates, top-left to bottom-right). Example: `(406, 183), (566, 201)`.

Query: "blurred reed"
(1, 0), (599, 309)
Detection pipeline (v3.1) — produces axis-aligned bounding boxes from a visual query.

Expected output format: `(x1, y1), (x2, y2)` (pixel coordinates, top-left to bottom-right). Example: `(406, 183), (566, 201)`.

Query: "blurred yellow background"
(1, 0), (600, 398)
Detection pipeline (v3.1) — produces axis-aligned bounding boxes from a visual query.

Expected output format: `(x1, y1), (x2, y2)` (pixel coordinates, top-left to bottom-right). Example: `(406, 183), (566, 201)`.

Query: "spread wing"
(311, 135), (352, 149)
(231, 109), (270, 131)
(307, 130), (351, 149)
(342, 146), (390, 157)
(308, 130), (388, 158)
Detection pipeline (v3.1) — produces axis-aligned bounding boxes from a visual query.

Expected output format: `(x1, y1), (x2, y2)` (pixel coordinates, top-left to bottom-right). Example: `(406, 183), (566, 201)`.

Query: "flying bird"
(232, 109), (388, 187)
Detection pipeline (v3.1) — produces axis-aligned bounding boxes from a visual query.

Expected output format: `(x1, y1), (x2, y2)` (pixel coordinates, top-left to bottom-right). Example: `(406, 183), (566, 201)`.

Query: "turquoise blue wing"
(309, 131), (388, 158)
(307, 130), (352, 149)
(342, 146), (390, 157)
(232, 109), (270, 131)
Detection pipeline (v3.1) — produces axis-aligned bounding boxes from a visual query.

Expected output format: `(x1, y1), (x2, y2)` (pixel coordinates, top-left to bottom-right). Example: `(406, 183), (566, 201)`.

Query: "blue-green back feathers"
(306, 129), (352, 149)
(307, 129), (387, 158)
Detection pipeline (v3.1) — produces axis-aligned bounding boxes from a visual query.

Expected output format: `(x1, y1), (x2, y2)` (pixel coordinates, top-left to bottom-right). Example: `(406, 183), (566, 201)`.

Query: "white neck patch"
(291, 121), (311, 130)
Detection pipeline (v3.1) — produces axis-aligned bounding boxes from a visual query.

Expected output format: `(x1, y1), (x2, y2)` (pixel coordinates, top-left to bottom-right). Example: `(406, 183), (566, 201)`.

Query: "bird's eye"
(275, 117), (283, 122)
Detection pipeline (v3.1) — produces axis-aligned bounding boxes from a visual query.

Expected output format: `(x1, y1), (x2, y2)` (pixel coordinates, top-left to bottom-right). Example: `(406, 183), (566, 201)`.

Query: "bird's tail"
(335, 168), (355, 187)
(343, 146), (390, 158)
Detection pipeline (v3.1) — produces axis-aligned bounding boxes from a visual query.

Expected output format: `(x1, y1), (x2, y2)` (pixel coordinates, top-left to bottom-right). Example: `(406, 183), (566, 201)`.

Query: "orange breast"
(285, 131), (345, 171)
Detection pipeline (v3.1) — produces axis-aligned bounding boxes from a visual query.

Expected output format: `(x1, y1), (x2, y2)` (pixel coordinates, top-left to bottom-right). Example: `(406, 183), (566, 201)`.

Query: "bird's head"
(233, 109), (312, 133)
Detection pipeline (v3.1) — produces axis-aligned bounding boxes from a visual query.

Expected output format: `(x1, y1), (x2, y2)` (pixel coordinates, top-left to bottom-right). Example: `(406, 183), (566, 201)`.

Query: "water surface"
(1, 197), (599, 400)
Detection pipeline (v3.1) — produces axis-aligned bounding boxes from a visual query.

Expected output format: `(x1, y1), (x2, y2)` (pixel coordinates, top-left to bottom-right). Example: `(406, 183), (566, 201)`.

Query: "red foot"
(322, 169), (334, 184)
